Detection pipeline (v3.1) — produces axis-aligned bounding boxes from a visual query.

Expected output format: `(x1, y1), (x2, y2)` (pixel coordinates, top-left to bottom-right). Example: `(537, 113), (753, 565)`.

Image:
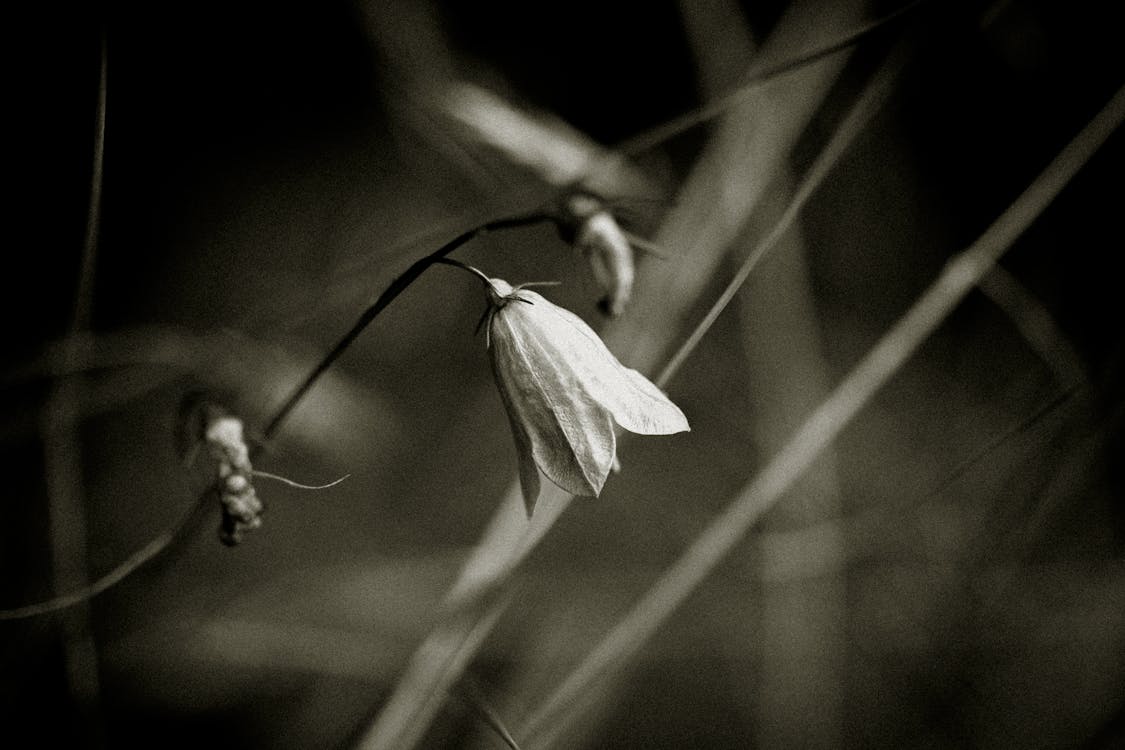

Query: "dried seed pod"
(177, 395), (264, 545)
(482, 276), (689, 513)
(203, 414), (262, 546)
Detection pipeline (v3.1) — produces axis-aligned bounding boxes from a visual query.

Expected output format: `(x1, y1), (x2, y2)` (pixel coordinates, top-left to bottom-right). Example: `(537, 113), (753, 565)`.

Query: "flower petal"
(512, 291), (690, 435)
(491, 305), (617, 499)
(614, 368), (691, 434)
(490, 352), (541, 513)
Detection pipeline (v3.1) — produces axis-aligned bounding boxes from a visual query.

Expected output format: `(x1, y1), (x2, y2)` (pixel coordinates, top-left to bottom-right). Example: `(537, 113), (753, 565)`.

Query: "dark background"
(3, 0), (1123, 747)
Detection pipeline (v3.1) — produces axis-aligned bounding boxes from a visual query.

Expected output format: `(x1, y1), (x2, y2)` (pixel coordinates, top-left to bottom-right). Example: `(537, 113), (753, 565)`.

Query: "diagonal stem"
(262, 213), (549, 440)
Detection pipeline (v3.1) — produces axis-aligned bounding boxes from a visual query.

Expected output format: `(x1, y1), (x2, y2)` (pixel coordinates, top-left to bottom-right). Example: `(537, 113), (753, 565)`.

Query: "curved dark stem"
(1, 488), (214, 621)
(76, 32), (107, 327)
(262, 213), (551, 440)
(431, 257), (496, 287)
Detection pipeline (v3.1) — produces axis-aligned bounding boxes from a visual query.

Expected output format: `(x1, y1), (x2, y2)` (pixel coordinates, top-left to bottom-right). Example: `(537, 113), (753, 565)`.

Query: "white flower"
(483, 277), (689, 513)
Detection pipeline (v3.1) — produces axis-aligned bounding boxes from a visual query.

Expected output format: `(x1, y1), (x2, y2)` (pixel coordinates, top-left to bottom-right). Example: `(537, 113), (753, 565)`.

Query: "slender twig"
(519, 85), (1125, 745)
(923, 383), (1082, 503)
(262, 213), (550, 440)
(1, 490), (214, 621)
(251, 470), (351, 490)
(76, 36), (106, 327)
(431, 257), (497, 287)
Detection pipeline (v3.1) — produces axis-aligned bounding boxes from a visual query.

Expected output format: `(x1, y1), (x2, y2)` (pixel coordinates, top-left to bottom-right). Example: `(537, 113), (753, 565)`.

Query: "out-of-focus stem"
(262, 214), (549, 440)
(40, 29), (107, 747)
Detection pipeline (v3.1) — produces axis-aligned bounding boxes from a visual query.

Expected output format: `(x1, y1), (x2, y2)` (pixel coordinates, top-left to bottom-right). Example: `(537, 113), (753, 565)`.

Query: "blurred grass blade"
(519, 84), (1125, 746)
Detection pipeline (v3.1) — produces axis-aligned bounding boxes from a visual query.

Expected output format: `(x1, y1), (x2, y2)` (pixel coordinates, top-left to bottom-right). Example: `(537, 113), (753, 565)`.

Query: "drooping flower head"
(477, 272), (689, 513)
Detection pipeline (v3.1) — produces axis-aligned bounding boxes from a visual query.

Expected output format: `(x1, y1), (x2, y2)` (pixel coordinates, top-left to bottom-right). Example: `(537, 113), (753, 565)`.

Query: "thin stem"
(1, 490), (214, 621)
(431, 257), (497, 287)
(76, 33), (107, 329)
(2, 441), (273, 621)
(922, 383), (1081, 502)
(262, 213), (550, 440)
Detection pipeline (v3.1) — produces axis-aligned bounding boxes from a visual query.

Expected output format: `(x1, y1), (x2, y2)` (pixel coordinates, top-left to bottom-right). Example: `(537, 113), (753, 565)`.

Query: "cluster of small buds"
(203, 414), (263, 546)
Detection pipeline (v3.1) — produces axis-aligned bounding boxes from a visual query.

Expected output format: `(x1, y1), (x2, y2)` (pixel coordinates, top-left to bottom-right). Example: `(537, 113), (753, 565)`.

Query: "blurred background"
(3, 0), (1123, 747)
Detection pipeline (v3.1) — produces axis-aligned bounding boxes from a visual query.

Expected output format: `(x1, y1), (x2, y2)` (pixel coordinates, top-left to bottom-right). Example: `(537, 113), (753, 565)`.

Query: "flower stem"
(431, 257), (496, 287)
(262, 213), (550, 440)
